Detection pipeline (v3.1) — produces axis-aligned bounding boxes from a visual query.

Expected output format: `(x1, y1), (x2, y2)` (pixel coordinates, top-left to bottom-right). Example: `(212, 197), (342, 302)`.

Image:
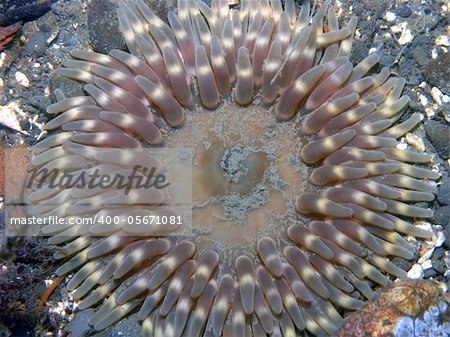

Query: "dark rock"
(49, 73), (85, 99)
(24, 23), (58, 57)
(433, 205), (450, 228)
(423, 268), (437, 278)
(445, 225), (450, 250)
(410, 35), (433, 52)
(28, 95), (51, 112)
(408, 35), (432, 66)
(423, 7), (432, 15)
(351, 40), (371, 64)
(88, 0), (125, 53)
(432, 259), (446, 277)
(379, 53), (396, 68)
(424, 119), (449, 160)
(391, 256), (415, 273)
(433, 246), (445, 260)
(437, 174), (449, 205)
(19, 118), (31, 132)
(143, 0), (178, 22)
(412, 47), (429, 67)
(396, 4), (412, 18)
(0, 0), (56, 26)
(372, 0), (390, 19)
(424, 52), (450, 94)
(398, 62), (420, 85)
(0, 238), (54, 336)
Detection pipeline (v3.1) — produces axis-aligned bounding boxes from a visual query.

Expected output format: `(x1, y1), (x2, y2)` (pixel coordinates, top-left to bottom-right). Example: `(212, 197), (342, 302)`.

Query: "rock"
(411, 34), (433, 49)
(28, 95), (51, 112)
(445, 225), (450, 250)
(408, 263), (424, 279)
(14, 71), (30, 87)
(88, 0), (125, 53)
(336, 280), (449, 337)
(412, 47), (429, 66)
(437, 175), (449, 205)
(396, 4), (412, 18)
(0, 0), (56, 26)
(433, 205), (449, 228)
(143, 0), (178, 22)
(23, 23), (58, 57)
(398, 62), (420, 85)
(392, 255), (416, 274)
(65, 309), (96, 337)
(49, 73), (85, 99)
(424, 52), (450, 94)
(424, 120), (450, 160)
(371, 0), (390, 19)
(432, 246), (445, 262)
(352, 39), (372, 64)
(423, 268), (437, 278)
(432, 257), (446, 276)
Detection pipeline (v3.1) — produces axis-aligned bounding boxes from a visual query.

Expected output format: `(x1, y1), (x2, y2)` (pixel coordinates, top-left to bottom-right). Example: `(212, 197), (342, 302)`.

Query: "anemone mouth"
(28, 0), (441, 336)
(167, 101), (306, 252)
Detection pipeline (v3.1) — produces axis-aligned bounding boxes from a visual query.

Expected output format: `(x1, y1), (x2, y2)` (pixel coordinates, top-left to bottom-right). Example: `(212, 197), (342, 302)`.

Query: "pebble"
(418, 93), (429, 106)
(430, 87), (445, 105)
(398, 27), (413, 45)
(434, 226), (446, 247)
(405, 133), (426, 152)
(0, 102), (23, 132)
(421, 259), (433, 270)
(407, 264), (424, 279)
(384, 10), (397, 22)
(436, 35), (450, 47)
(14, 71), (30, 87)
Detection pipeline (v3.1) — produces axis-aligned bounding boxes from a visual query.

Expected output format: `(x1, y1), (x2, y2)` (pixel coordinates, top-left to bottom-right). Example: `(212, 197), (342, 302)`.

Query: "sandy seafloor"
(0, 0), (449, 336)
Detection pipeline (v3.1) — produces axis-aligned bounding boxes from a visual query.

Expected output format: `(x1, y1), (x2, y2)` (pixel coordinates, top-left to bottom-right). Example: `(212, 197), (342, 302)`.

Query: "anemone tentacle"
(32, 1), (439, 336)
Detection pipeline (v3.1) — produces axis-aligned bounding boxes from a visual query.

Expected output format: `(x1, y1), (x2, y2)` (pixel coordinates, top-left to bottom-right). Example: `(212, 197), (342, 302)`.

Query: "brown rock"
(0, 22), (21, 50)
(337, 279), (448, 337)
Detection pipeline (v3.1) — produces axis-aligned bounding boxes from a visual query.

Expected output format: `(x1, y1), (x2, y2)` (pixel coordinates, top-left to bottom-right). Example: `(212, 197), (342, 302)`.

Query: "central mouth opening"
(163, 100), (309, 255)
(220, 143), (268, 194)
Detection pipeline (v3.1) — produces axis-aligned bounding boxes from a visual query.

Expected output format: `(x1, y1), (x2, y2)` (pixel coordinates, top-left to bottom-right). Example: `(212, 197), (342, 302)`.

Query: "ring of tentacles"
(30, 0), (440, 336)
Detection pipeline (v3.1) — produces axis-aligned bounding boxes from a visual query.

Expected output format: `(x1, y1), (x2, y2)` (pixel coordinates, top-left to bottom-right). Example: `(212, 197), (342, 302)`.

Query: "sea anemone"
(30, 0), (440, 336)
